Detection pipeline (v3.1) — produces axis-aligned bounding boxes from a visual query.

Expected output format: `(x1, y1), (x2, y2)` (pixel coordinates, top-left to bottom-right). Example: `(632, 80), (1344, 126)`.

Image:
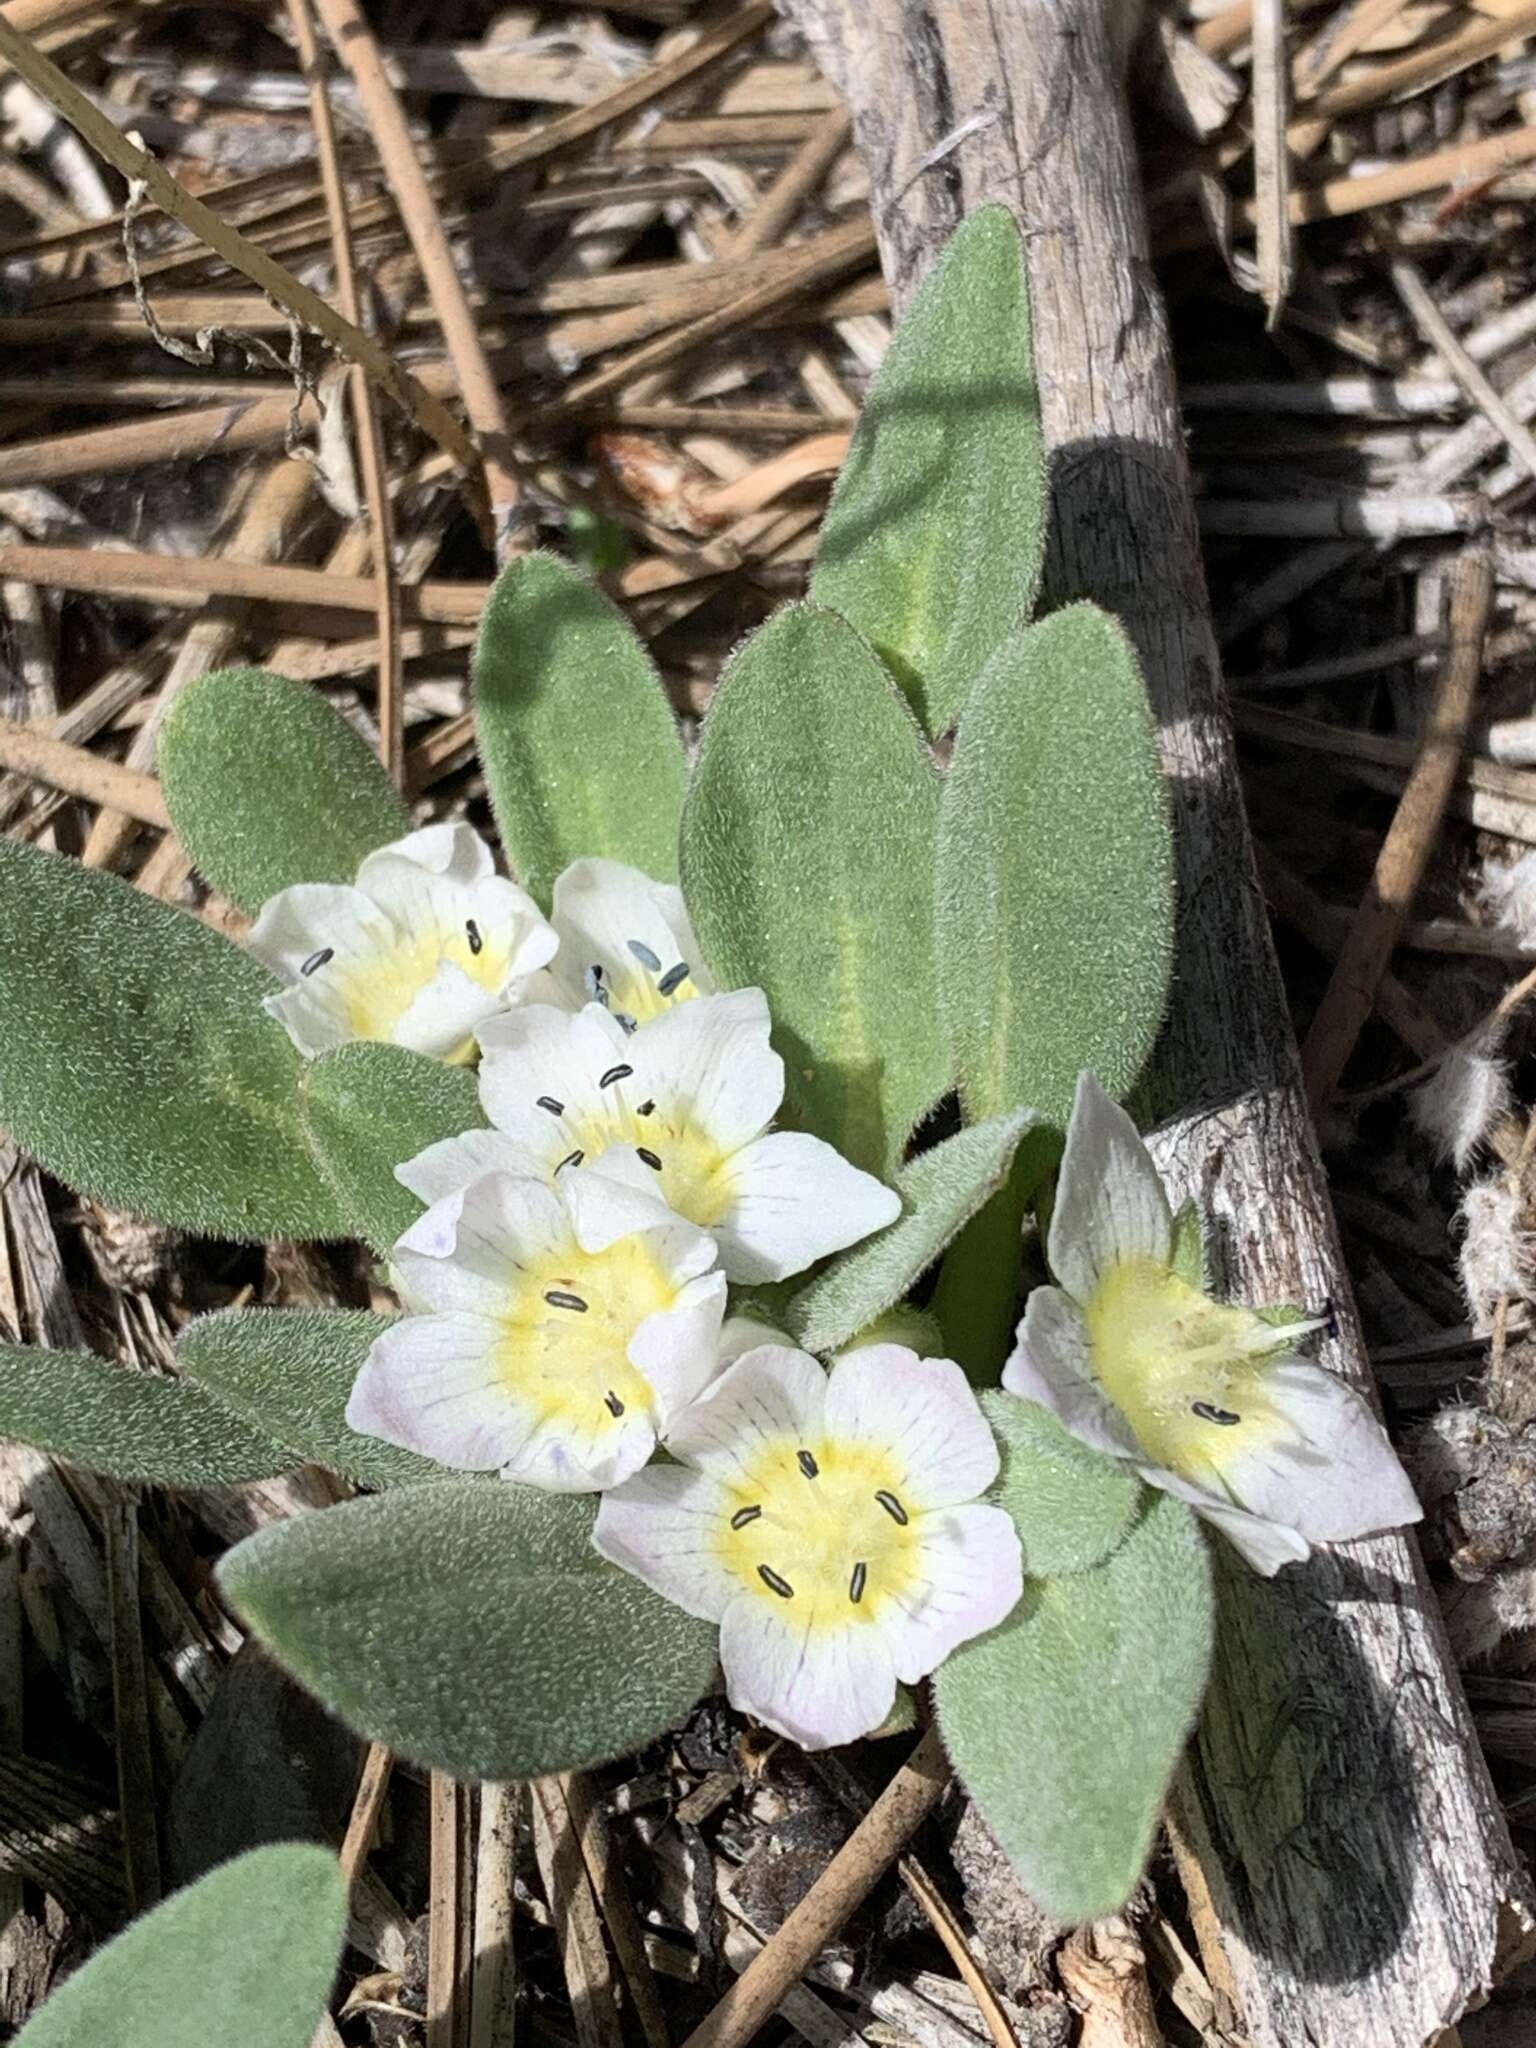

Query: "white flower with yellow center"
(396, 989), (901, 1285)
(542, 857), (712, 1025)
(249, 823), (557, 1063)
(346, 1167), (726, 1492)
(1002, 1072), (1422, 1575)
(593, 1343), (1022, 1749)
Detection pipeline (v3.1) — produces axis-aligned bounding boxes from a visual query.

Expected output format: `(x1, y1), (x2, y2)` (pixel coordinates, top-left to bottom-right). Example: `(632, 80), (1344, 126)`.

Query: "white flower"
(543, 857), (712, 1025)
(593, 1343), (1022, 1749)
(397, 989), (901, 1285)
(249, 823), (557, 1063)
(346, 1167), (726, 1492)
(1002, 1073), (1422, 1575)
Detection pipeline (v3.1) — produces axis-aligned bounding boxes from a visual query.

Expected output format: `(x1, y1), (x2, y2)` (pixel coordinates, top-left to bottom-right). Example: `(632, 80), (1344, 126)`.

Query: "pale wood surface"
(781, 2), (1534, 2040)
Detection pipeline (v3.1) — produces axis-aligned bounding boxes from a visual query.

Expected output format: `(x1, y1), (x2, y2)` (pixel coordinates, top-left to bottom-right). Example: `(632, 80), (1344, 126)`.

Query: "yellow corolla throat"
(490, 1234), (679, 1435)
(1083, 1255), (1292, 1487)
(713, 1436), (924, 1633)
(591, 946), (701, 1027)
(551, 1076), (738, 1232)
(334, 916), (511, 1047)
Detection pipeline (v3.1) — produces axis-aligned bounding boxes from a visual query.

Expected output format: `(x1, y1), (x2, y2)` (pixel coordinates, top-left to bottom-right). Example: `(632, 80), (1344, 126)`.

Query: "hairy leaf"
(301, 1043), (484, 1256)
(935, 1492), (1213, 1923)
(812, 206), (1046, 735)
(682, 602), (946, 1175)
(221, 1482), (719, 1780)
(979, 1388), (1142, 1577)
(0, 1344), (292, 1486)
(177, 1310), (441, 1492)
(788, 1111), (1039, 1355)
(160, 666), (409, 913)
(474, 552), (686, 905)
(936, 604), (1173, 1126)
(14, 1843), (345, 2048)
(0, 841), (346, 1239)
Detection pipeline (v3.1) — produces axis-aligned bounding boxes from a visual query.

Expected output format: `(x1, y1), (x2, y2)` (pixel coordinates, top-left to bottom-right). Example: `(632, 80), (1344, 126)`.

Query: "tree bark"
(781, 2), (1534, 2041)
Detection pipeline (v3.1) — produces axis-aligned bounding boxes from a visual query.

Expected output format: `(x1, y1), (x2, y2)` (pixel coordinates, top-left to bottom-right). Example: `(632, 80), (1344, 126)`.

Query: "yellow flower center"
(599, 960), (701, 1026)
(338, 917), (512, 1055)
(713, 1435), (924, 1634)
(490, 1233), (680, 1436)
(559, 1077), (738, 1232)
(1084, 1256), (1289, 1488)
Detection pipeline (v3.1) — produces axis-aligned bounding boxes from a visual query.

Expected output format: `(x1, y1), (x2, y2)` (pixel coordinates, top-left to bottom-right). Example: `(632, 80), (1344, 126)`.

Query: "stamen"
(637, 1099), (655, 1117)
(636, 1147), (663, 1171)
(875, 1490), (909, 1526)
(849, 1561), (867, 1604)
(600, 1064), (634, 1089)
(1192, 1400), (1241, 1426)
(544, 1289), (589, 1313)
(604, 1390), (625, 1417)
(556, 1149), (585, 1173)
(797, 1449), (819, 1479)
(465, 918), (483, 956)
(537, 1095), (565, 1116)
(584, 964), (611, 1008)
(627, 939), (662, 971)
(757, 1564), (794, 1600)
(730, 1505), (762, 1529)
(657, 962), (691, 997)
(300, 947), (333, 977)
(615, 1011), (638, 1034)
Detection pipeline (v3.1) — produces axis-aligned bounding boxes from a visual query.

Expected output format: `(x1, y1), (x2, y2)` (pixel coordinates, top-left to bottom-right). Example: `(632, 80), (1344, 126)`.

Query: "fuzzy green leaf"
(935, 1492), (1213, 1923)
(301, 1043), (484, 1256)
(812, 207), (1046, 735)
(177, 1310), (442, 1492)
(14, 1842), (345, 2048)
(979, 1388), (1142, 1577)
(220, 1481), (719, 1780)
(0, 841), (346, 1240)
(936, 604), (1173, 1127)
(0, 1344), (293, 1486)
(160, 667), (409, 914)
(474, 552), (686, 906)
(682, 602), (946, 1175)
(788, 1111), (1039, 1355)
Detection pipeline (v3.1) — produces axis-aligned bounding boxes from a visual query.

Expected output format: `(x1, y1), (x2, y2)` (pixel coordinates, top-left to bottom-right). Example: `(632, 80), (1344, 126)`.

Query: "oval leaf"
(301, 1043), (484, 1257)
(0, 1344), (292, 1486)
(15, 1842), (346, 2048)
(934, 1492), (1213, 1923)
(788, 1110), (1039, 1355)
(812, 206), (1047, 736)
(220, 1481), (720, 1780)
(474, 552), (687, 906)
(160, 667), (409, 914)
(177, 1309), (441, 1491)
(978, 1388), (1143, 1578)
(0, 841), (346, 1240)
(936, 604), (1173, 1126)
(682, 602), (946, 1175)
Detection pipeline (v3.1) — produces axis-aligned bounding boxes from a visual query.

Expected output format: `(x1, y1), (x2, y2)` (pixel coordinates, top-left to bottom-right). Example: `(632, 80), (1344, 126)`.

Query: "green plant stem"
(932, 1147), (1036, 1383)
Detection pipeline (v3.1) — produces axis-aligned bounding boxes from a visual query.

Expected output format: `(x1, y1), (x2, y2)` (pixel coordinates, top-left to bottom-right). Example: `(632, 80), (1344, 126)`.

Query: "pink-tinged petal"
(1223, 1358), (1422, 1544)
(713, 1130), (902, 1284)
(477, 1004), (624, 1156)
(593, 1464), (737, 1622)
(665, 1346), (829, 1482)
(881, 1502), (1023, 1684)
(629, 1271), (729, 1420)
(392, 1173), (568, 1316)
(624, 988), (782, 1153)
(498, 1400), (658, 1495)
(823, 1348), (1000, 1509)
(719, 1595), (897, 1749)
(390, 959), (505, 1062)
(346, 1312), (535, 1471)
(396, 1129), (526, 1208)
(1138, 1463), (1310, 1576)
(1048, 1072), (1172, 1306)
(1003, 1286), (1143, 1462)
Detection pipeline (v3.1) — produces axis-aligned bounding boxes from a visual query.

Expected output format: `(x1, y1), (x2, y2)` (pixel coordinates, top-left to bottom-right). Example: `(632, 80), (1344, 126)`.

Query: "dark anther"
(615, 1012), (637, 1034)
(875, 1490), (909, 1526)
(730, 1505), (762, 1529)
(544, 1289), (589, 1313)
(757, 1564), (794, 1599)
(636, 1147), (663, 1171)
(628, 939), (662, 971)
(1191, 1400), (1241, 1426)
(637, 1099), (656, 1117)
(600, 1064), (634, 1089)
(556, 1149), (585, 1173)
(1321, 1294), (1340, 1341)
(604, 1390), (625, 1417)
(657, 962), (691, 997)
(465, 919), (483, 956)
(537, 1095), (565, 1115)
(797, 1449), (819, 1479)
(849, 1561), (867, 1604)
(300, 947), (334, 977)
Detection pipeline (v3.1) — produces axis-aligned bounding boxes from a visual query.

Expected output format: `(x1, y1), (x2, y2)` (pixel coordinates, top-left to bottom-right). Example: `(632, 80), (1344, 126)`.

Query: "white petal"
(346, 1312), (536, 1471)
(1140, 1463), (1312, 1576)
(666, 1345), (829, 1481)
(396, 1129), (527, 1207)
(549, 857), (709, 1019)
(1048, 1072), (1172, 1305)
(719, 1593), (897, 1749)
(477, 1003), (625, 1157)
(822, 1347), (1000, 1509)
(880, 1503), (1023, 1683)
(561, 1162), (717, 1273)
(623, 988), (781, 1154)
(592, 1464), (737, 1621)
(629, 1270), (729, 1421)
(392, 1174), (569, 1316)
(717, 1315), (798, 1368)
(390, 959), (507, 1062)
(1002, 1287), (1143, 1461)
(357, 820), (493, 891)
(712, 1130), (901, 1284)
(1221, 1358), (1422, 1544)
(498, 1400), (657, 1494)
(247, 881), (390, 981)
(262, 983), (349, 1059)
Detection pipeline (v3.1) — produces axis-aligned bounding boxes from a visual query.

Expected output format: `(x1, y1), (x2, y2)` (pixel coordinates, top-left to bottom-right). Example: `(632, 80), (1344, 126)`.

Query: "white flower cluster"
(252, 830), (1423, 1749)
